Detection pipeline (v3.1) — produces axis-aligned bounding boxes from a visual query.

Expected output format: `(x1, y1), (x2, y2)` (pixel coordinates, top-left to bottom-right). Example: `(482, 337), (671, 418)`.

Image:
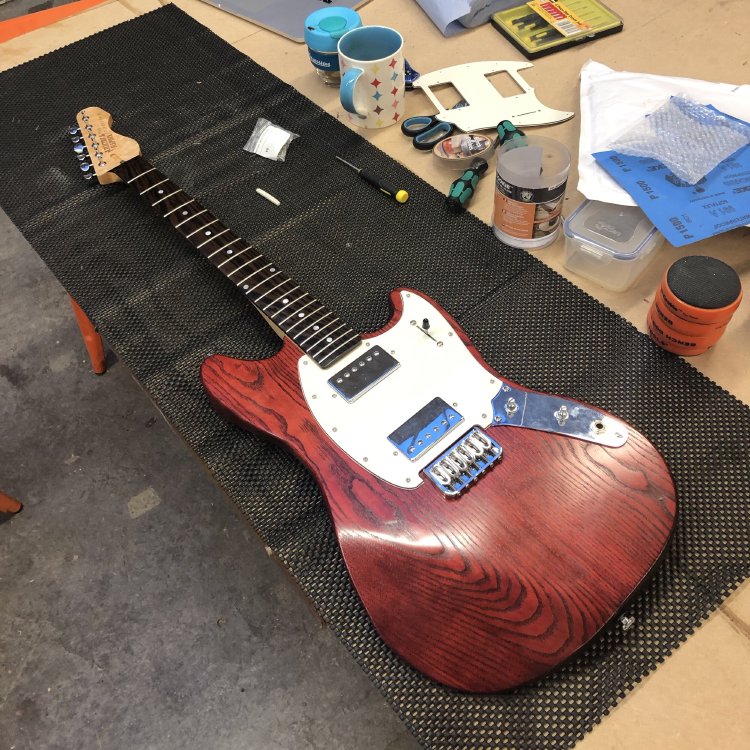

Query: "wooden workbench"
(2, 0), (748, 746)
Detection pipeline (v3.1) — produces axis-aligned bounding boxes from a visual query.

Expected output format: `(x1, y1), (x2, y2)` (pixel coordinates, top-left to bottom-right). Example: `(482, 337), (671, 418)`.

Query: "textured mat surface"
(1, 6), (749, 749)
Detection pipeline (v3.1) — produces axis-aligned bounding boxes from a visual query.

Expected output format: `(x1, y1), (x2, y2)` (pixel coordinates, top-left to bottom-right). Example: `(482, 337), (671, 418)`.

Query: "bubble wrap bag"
(610, 95), (750, 184)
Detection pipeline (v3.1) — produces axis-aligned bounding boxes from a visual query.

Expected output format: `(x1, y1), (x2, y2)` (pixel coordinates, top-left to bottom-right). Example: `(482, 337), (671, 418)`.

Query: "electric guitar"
(71, 108), (677, 692)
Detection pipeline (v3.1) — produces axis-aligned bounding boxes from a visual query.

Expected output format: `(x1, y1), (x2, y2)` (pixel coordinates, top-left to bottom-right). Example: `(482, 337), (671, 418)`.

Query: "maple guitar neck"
(111, 156), (361, 369)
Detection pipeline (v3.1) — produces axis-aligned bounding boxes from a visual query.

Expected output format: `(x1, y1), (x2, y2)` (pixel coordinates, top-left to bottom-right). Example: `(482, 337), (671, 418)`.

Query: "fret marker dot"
(157, 189), (164, 194)
(270, 268), (276, 272)
(181, 210), (189, 216)
(226, 249), (233, 254)
(298, 313), (305, 318)
(313, 325), (320, 331)
(243, 284), (249, 289)
(327, 337), (333, 342)
(205, 230), (212, 236)
(282, 298), (289, 304)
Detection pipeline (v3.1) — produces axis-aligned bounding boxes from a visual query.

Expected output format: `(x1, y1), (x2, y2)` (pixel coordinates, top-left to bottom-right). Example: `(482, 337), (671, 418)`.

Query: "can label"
(308, 48), (340, 72)
(493, 175), (567, 241)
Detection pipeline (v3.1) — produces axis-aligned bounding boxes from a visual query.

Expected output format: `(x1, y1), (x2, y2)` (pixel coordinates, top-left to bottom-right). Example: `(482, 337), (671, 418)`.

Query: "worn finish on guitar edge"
(201, 290), (677, 693)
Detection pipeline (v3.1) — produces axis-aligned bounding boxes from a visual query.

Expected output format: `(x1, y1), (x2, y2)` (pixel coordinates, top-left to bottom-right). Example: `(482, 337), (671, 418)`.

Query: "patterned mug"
(338, 26), (405, 129)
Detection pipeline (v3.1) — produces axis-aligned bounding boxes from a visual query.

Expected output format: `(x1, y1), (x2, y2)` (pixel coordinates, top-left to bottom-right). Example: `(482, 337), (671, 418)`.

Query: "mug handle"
(340, 68), (367, 118)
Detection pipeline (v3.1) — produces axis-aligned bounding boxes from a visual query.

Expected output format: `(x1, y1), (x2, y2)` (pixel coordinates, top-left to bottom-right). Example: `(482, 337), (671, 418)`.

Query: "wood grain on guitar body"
(72, 107), (678, 693)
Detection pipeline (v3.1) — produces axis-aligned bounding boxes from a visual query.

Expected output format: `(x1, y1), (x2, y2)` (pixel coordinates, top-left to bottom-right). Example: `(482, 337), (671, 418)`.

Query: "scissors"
(401, 101), (468, 151)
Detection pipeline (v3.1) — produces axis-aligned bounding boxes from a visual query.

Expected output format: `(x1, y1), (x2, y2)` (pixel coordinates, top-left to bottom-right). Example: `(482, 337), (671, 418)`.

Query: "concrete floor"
(0, 207), (421, 748)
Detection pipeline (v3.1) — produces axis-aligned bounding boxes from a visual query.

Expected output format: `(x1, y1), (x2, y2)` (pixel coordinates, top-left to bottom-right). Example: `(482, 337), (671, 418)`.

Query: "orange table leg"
(69, 296), (106, 375)
(0, 491), (22, 514)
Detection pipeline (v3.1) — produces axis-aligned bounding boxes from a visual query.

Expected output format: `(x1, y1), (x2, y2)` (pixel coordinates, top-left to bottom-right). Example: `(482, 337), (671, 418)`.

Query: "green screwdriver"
(335, 156), (409, 204)
(444, 121), (527, 213)
(445, 158), (489, 214)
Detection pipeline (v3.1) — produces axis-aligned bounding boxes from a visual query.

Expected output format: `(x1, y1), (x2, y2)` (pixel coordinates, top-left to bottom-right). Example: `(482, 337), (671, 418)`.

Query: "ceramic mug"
(338, 26), (405, 129)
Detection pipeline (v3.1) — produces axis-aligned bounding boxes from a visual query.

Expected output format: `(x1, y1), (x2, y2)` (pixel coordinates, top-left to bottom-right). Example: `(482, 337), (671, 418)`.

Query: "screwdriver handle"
(359, 170), (409, 204)
(445, 158), (488, 214)
(495, 120), (527, 149)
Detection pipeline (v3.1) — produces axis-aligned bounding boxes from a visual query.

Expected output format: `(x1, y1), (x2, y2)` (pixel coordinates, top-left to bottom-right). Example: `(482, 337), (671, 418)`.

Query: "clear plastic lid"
(564, 200), (659, 259)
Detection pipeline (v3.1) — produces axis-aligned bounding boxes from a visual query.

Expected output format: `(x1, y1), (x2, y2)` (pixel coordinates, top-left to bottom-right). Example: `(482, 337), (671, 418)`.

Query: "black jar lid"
(666, 256), (741, 310)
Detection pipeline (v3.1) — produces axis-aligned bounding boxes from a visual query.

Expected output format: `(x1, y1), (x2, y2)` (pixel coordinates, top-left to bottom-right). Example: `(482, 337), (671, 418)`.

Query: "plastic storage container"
(563, 200), (663, 291)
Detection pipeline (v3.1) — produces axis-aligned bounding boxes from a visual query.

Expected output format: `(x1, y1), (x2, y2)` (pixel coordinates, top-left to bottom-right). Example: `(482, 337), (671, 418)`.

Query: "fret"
(254, 278), (290, 305)
(318, 333), (361, 366)
(286, 300), (333, 338)
(306, 325), (354, 358)
(217, 246), (251, 268)
(278, 298), (318, 327)
(151, 189), (183, 206)
(164, 199), (195, 218)
(236, 262), (272, 286)
(298, 317), (342, 347)
(263, 285), (300, 312)
(270, 291), (308, 318)
(311, 326), (351, 355)
(213, 237), (242, 254)
(113, 155), (361, 367)
(245, 270), (283, 295)
(227, 255), (264, 276)
(175, 208), (207, 228)
(140, 178), (170, 195)
(126, 166), (157, 183)
(186, 219), (220, 238)
(202, 228), (232, 252)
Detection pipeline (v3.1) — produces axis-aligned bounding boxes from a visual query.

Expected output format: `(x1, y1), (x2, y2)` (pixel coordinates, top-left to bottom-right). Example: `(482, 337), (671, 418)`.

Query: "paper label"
(254, 125), (292, 160)
(494, 174), (566, 240)
(527, 1), (590, 37)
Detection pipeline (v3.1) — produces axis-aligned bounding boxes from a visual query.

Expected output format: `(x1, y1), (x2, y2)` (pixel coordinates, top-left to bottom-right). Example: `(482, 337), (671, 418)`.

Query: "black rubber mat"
(1, 6), (749, 749)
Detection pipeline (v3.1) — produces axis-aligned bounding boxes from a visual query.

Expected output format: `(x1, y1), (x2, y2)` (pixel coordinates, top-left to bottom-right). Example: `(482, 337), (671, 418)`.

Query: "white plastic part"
(413, 61), (574, 132)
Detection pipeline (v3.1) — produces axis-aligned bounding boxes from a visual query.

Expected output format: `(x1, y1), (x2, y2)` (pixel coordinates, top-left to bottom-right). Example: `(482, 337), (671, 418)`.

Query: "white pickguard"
(298, 291), (500, 489)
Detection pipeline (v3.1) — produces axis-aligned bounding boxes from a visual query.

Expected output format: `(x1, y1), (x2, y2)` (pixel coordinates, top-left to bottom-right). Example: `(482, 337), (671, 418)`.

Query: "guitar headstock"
(69, 107), (140, 184)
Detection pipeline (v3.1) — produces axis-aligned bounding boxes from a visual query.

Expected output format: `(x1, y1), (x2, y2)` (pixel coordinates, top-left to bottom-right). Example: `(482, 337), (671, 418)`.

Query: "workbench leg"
(69, 296), (106, 375)
(0, 490), (22, 515)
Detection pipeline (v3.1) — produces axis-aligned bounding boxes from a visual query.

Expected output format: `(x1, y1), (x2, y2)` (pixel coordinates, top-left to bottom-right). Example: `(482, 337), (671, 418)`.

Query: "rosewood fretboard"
(112, 156), (361, 368)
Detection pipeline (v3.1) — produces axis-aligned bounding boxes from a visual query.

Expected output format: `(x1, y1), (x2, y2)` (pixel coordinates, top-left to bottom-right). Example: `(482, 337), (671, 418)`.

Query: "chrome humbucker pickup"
(425, 428), (502, 496)
(327, 345), (400, 403)
(388, 397), (464, 461)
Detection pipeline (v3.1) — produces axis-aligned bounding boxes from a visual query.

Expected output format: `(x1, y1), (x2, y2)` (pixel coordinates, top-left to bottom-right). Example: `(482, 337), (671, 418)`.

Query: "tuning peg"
(79, 161), (93, 172)
(68, 126), (80, 136)
(83, 172), (94, 181)
(73, 142), (87, 155)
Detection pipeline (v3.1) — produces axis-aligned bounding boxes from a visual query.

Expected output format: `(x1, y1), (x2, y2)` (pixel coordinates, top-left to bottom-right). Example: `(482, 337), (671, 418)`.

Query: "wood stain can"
(492, 135), (570, 249)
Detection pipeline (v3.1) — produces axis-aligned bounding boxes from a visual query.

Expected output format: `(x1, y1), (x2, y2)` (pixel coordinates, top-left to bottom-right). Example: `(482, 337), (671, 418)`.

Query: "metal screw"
(619, 615), (636, 632)
(332, 427), (338, 432)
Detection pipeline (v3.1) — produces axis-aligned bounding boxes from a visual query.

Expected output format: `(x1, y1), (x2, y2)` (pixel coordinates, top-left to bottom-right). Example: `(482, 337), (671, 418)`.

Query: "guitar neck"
(111, 155), (361, 368)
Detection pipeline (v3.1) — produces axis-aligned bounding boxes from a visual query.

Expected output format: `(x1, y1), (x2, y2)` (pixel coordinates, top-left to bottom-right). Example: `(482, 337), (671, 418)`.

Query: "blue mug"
(338, 26), (405, 129)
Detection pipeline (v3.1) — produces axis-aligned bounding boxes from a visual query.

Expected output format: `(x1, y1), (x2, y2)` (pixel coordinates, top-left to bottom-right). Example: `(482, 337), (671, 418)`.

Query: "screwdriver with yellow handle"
(335, 156), (409, 204)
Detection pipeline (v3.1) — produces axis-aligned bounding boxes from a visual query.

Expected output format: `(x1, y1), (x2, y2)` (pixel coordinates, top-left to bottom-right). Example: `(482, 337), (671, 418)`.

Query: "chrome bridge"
(425, 428), (502, 497)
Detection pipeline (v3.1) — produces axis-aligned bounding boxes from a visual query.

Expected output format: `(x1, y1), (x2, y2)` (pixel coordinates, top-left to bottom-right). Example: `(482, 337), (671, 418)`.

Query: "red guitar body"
(201, 289), (677, 693)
